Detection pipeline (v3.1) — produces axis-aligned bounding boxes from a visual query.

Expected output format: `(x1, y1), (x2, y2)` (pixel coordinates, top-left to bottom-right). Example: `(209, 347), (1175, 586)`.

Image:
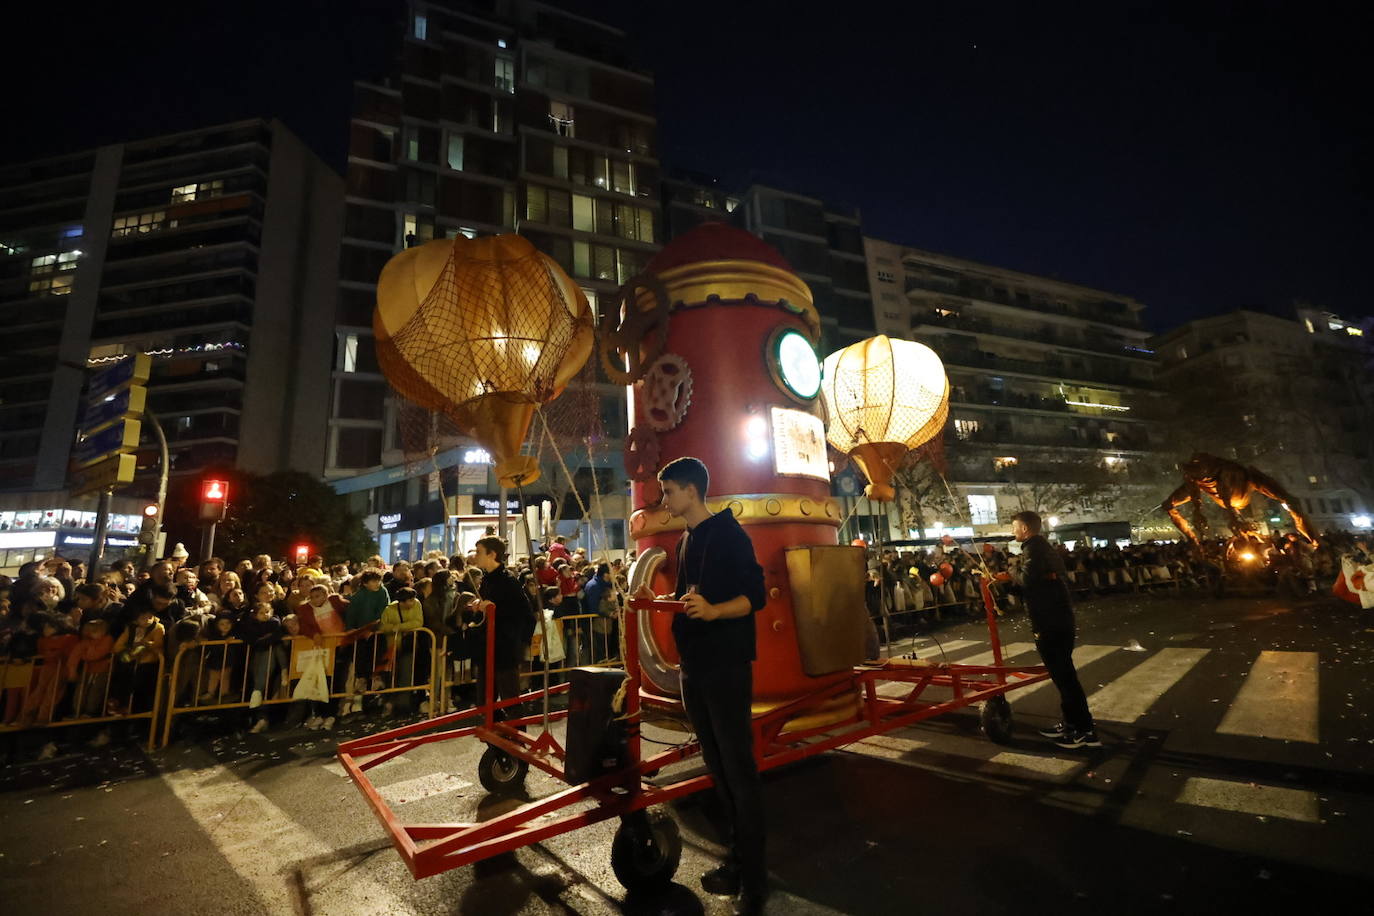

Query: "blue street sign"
(72, 419), (141, 469)
(80, 385), (146, 436)
(86, 353), (151, 401)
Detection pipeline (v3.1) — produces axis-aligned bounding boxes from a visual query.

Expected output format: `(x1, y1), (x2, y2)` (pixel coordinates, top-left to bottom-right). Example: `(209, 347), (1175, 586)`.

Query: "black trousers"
(1034, 626), (1094, 732)
(681, 661), (766, 893)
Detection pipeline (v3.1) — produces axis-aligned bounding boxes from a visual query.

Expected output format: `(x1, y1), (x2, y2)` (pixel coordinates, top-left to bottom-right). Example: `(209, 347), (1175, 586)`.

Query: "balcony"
(913, 311), (1152, 361)
(939, 349), (1157, 391)
(950, 426), (1152, 453)
(903, 274), (1143, 330)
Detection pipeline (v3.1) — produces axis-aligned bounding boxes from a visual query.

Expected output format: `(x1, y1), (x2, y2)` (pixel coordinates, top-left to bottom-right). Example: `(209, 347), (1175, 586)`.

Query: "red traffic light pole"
(199, 478), (229, 562)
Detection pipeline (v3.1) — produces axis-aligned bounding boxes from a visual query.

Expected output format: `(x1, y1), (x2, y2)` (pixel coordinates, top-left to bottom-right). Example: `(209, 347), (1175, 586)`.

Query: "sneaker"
(323, 716), (336, 731)
(250, 718), (268, 734)
(305, 716), (323, 730)
(1054, 728), (1103, 749)
(700, 862), (742, 896)
(1038, 721), (1069, 739)
(38, 742), (58, 761)
(248, 689), (263, 709)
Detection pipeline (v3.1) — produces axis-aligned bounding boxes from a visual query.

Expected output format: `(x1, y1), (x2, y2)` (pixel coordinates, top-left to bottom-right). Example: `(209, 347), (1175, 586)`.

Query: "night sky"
(6, 0), (1367, 332)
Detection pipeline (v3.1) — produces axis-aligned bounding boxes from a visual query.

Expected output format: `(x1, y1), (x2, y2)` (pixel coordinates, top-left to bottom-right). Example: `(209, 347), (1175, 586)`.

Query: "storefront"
(0, 508), (145, 574)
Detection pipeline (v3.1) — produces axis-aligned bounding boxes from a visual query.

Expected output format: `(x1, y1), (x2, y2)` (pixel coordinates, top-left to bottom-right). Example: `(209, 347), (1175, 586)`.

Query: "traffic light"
(199, 478), (229, 522)
(139, 504), (159, 544)
(294, 543), (311, 565)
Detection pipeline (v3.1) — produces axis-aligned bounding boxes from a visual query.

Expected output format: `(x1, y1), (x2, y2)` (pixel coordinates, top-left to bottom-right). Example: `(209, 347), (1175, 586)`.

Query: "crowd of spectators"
(0, 534), (632, 761)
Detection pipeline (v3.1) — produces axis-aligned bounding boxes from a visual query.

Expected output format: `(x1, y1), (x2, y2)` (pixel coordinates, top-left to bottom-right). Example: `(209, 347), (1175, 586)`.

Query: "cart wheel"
(611, 809), (682, 892)
(478, 745), (529, 795)
(980, 695), (1014, 745)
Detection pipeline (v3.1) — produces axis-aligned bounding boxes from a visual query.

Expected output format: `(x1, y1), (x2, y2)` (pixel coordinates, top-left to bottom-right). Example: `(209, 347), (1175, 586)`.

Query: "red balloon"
(939, 562), (954, 578)
(929, 572), (946, 587)
(851, 538), (868, 547)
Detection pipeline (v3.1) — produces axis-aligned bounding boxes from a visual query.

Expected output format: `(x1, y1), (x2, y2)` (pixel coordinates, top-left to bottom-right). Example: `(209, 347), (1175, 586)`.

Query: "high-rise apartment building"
(866, 238), (1166, 543)
(0, 119), (342, 493)
(330, 0), (661, 560)
(1152, 307), (1372, 533)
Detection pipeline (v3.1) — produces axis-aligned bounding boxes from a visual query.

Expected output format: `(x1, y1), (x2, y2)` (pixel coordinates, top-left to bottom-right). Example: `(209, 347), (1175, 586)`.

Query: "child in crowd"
(68, 617), (114, 719)
(379, 586), (424, 714)
(199, 614), (241, 704)
(19, 613), (79, 726)
(109, 608), (164, 714)
(236, 601), (285, 719)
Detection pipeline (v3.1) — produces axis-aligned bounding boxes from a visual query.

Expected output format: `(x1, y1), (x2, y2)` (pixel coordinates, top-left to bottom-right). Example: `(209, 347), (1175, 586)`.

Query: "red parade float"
(338, 223), (1052, 889)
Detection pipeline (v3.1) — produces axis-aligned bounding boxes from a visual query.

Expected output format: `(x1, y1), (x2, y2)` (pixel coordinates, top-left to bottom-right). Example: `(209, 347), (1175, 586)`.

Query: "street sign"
(86, 353), (151, 401)
(70, 453), (136, 498)
(72, 418), (142, 469)
(80, 385), (146, 434)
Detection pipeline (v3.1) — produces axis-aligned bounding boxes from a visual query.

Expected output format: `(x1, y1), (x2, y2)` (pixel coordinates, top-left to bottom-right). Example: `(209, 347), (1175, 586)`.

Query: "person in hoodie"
(635, 456), (768, 914)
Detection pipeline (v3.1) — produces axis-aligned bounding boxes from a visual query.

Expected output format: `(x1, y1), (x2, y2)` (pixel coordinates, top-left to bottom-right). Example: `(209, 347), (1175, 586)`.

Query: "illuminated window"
(29, 275), (73, 296)
(968, 494), (998, 525)
(340, 333), (358, 372)
(413, 13), (427, 39)
(29, 254), (57, 274)
(549, 101), (574, 137)
(172, 183), (197, 203)
(170, 180), (223, 204)
(611, 159), (633, 195)
(992, 456), (1018, 471)
(954, 419), (979, 440)
(1303, 318), (1315, 333)
(725, 197), (740, 213)
(1347, 326), (1364, 337)
(494, 56), (515, 93)
(572, 195), (594, 232)
(113, 210), (167, 237)
(573, 241), (590, 277)
(446, 134), (463, 170)
(403, 126), (419, 161)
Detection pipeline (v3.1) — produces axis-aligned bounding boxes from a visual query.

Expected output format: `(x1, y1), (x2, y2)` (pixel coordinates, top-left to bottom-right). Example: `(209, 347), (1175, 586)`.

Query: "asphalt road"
(2, 588), (1372, 915)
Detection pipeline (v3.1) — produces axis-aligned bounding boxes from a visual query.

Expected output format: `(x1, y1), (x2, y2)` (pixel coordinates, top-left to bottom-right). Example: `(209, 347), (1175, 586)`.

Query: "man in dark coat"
(472, 536), (536, 722)
(1012, 510), (1100, 748)
(638, 456), (769, 914)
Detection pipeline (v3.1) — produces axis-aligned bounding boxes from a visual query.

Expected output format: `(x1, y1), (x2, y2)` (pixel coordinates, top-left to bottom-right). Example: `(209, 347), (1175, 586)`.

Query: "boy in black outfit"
(638, 456), (769, 914)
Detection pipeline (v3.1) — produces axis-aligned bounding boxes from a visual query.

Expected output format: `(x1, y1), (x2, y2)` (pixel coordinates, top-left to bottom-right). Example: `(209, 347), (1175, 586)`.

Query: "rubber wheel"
(478, 745), (529, 795)
(611, 809), (682, 893)
(980, 695), (1014, 745)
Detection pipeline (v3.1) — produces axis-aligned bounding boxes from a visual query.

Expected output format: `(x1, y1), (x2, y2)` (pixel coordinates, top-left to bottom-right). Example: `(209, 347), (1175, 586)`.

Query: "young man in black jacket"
(639, 456), (769, 914)
(1011, 510), (1100, 748)
(473, 536), (536, 723)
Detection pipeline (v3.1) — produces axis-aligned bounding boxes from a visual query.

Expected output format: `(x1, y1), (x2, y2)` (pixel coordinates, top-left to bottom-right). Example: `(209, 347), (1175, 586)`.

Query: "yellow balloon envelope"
(820, 335), (949, 501)
(374, 234), (594, 486)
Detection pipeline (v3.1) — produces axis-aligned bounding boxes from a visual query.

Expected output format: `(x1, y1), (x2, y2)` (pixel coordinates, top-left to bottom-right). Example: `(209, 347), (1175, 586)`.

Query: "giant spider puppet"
(1161, 452), (1318, 552)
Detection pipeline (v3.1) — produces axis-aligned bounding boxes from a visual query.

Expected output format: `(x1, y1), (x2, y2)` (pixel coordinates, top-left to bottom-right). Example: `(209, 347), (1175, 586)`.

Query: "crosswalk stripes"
(1217, 651), (1320, 743)
(1009, 645), (1119, 702)
(163, 764), (416, 914)
(378, 772), (473, 807)
(1175, 776), (1321, 823)
(1085, 647), (1211, 722)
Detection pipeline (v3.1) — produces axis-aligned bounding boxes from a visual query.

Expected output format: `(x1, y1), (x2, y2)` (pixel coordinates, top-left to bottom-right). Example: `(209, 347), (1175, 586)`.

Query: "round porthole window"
(770, 329), (821, 401)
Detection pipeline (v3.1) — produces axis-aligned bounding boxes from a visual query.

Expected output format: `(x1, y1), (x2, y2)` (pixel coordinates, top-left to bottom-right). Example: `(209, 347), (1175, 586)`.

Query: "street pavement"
(2, 588), (1372, 915)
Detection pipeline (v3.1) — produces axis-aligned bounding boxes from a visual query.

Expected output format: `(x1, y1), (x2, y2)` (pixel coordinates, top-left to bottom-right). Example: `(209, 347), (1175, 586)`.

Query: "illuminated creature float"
(1161, 451), (1318, 550)
(339, 224), (1054, 890)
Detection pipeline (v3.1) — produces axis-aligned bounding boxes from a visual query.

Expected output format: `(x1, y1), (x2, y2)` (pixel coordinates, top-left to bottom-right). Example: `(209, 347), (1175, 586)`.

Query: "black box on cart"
(564, 667), (629, 784)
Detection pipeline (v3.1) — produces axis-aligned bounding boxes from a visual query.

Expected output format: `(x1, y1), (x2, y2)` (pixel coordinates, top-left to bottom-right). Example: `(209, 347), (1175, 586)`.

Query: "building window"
(494, 56), (515, 93)
(725, 197), (740, 213)
(28, 275), (74, 296)
(549, 101), (574, 137)
(572, 195), (594, 232)
(112, 210), (168, 237)
(968, 494), (998, 525)
(403, 126), (419, 161)
(611, 160), (633, 195)
(954, 418), (979, 439)
(876, 270), (895, 283)
(413, 13), (427, 39)
(446, 134), (463, 170)
(170, 179), (223, 204)
(525, 185), (548, 223)
(340, 333), (358, 372)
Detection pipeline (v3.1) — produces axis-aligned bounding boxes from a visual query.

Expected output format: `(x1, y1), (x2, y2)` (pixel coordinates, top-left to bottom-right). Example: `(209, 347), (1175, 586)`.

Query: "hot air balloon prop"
(373, 235), (594, 486)
(819, 335), (950, 502)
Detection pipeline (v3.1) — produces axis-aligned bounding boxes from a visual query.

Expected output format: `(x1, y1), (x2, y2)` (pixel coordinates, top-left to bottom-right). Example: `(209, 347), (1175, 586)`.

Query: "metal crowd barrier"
(434, 613), (622, 715)
(159, 627), (441, 747)
(1, 652), (166, 752)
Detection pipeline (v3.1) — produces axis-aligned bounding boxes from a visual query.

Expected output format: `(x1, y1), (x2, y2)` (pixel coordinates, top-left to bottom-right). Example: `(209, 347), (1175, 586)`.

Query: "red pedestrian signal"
(199, 478), (229, 521)
(294, 544), (311, 564)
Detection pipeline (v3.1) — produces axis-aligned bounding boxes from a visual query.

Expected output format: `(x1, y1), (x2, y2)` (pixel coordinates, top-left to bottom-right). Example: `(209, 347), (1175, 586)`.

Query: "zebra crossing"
(859, 637), (1328, 824)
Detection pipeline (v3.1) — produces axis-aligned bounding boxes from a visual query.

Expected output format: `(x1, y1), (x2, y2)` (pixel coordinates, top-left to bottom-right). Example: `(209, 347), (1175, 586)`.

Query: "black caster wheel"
(980, 694), (1014, 745)
(611, 808), (682, 893)
(478, 745), (529, 795)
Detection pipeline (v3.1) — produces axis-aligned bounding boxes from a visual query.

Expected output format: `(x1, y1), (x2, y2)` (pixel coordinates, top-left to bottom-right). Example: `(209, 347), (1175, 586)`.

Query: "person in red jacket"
(19, 613), (79, 725)
(67, 617), (114, 718)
